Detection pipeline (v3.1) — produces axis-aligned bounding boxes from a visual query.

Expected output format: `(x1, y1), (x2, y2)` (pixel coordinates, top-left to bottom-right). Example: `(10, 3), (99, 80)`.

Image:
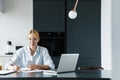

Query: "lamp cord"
(73, 0), (79, 11)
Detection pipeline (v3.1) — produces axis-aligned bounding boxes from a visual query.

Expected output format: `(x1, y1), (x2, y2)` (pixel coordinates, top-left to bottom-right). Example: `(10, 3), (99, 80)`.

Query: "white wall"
(102, 0), (120, 79)
(0, 0), (33, 54)
(101, 0), (112, 70)
(112, 0), (120, 79)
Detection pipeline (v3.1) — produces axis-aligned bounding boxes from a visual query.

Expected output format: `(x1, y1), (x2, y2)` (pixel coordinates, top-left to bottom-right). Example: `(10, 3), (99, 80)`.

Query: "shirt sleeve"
(5, 50), (21, 69)
(42, 47), (55, 69)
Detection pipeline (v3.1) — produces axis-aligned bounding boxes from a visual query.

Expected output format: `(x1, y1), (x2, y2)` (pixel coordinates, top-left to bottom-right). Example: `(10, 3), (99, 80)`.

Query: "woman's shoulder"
(16, 46), (26, 53)
(38, 46), (47, 50)
(37, 46), (48, 53)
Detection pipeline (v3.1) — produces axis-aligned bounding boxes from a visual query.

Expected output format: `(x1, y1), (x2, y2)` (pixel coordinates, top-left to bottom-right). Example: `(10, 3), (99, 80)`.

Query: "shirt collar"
(27, 45), (39, 56)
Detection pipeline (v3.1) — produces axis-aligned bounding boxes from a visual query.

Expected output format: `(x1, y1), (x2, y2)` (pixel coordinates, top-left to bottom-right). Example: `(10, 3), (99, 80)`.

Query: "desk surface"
(0, 70), (111, 80)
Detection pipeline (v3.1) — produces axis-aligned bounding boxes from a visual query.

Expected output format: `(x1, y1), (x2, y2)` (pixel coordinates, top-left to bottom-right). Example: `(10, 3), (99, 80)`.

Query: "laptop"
(0, 70), (16, 75)
(43, 53), (79, 74)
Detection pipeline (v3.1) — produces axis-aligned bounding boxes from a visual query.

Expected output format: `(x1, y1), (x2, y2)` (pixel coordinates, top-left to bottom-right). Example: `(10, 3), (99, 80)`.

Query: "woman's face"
(28, 33), (39, 49)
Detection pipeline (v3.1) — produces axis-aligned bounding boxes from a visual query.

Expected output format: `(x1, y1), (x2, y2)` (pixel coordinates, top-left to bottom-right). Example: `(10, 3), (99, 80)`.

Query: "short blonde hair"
(28, 29), (40, 39)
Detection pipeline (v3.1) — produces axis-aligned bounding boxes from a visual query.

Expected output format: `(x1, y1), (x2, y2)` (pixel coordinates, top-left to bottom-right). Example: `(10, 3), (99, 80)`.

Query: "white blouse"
(5, 46), (55, 69)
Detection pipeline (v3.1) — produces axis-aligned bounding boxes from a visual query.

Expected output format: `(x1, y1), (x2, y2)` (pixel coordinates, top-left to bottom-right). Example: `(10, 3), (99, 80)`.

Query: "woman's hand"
(28, 64), (39, 70)
(13, 65), (20, 71)
(8, 65), (20, 71)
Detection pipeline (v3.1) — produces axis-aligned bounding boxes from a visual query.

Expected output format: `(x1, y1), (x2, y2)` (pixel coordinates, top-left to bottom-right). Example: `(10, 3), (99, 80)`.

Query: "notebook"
(0, 70), (16, 75)
(43, 53), (79, 74)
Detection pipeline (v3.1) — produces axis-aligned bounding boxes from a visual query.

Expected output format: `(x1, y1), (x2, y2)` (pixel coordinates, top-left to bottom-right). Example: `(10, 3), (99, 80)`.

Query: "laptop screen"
(57, 53), (79, 73)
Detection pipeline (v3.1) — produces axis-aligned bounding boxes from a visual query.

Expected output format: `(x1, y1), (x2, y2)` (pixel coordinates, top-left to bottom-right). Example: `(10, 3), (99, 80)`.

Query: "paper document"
(19, 68), (42, 72)
(0, 70), (16, 75)
(19, 68), (57, 74)
(42, 70), (57, 75)
(20, 68), (31, 71)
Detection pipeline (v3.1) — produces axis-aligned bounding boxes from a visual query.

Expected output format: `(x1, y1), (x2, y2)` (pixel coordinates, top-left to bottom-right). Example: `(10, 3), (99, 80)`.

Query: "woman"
(5, 29), (55, 71)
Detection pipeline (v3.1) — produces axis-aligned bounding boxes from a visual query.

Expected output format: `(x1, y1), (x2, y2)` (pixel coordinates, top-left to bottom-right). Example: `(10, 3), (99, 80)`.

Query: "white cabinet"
(0, 55), (13, 69)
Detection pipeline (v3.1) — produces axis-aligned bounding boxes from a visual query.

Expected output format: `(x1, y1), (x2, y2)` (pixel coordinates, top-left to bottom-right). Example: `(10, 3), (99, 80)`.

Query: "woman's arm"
(28, 64), (50, 70)
(42, 47), (55, 69)
(5, 49), (21, 71)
